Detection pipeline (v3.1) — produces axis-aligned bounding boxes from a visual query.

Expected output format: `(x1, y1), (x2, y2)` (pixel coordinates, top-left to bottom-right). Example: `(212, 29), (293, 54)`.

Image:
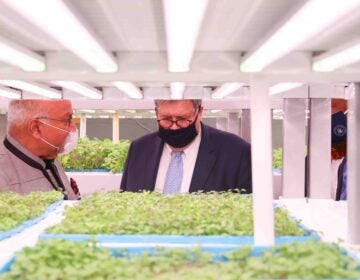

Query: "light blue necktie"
(163, 152), (183, 195)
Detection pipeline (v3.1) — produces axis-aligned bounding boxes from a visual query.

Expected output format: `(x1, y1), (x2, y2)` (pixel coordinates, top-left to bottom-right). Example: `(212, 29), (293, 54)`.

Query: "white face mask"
(39, 121), (78, 154)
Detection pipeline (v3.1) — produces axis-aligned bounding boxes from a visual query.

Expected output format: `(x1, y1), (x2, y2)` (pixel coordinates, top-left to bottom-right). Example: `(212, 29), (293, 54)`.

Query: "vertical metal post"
(347, 83), (360, 244)
(282, 98), (307, 197)
(112, 113), (119, 144)
(240, 109), (251, 143)
(227, 112), (240, 135)
(308, 98), (331, 198)
(250, 80), (274, 246)
(79, 115), (87, 138)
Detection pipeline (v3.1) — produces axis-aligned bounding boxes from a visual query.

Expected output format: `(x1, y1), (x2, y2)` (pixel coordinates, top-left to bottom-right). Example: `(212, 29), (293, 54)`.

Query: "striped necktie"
(163, 152), (183, 195)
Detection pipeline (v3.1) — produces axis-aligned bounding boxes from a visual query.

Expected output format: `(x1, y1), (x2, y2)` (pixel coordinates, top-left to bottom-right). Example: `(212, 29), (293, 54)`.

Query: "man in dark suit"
(331, 110), (347, 200)
(120, 99), (252, 194)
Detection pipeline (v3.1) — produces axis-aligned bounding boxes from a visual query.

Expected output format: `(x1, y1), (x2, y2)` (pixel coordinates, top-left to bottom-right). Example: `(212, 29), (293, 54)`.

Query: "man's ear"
(28, 119), (42, 139)
(198, 106), (204, 118)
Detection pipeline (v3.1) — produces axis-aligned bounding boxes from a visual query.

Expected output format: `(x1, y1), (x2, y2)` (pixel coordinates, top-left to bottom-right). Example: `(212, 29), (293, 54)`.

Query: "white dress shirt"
(155, 128), (202, 194)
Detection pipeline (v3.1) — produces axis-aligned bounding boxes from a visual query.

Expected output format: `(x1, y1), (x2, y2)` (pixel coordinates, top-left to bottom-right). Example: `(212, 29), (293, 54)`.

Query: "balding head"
(7, 99), (72, 133)
(7, 99), (73, 158)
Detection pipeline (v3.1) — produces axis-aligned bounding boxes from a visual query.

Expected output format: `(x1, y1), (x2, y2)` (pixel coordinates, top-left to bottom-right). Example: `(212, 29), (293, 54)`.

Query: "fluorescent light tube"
(0, 80), (61, 99)
(212, 83), (243, 99)
(170, 82), (185, 99)
(113, 82), (143, 99)
(313, 40), (360, 72)
(269, 83), (303, 95)
(240, 0), (360, 72)
(53, 81), (102, 99)
(163, 0), (209, 72)
(78, 109), (96, 113)
(0, 36), (45, 72)
(3, 0), (117, 73)
(0, 86), (21, 99)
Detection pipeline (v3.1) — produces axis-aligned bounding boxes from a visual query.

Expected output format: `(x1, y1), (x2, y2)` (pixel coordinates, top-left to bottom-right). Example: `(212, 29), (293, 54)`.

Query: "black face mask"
(158, 116), (199, 148)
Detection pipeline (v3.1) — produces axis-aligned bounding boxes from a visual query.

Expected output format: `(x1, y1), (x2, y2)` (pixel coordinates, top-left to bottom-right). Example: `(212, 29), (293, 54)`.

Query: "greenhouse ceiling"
(0, 0), (359, 109)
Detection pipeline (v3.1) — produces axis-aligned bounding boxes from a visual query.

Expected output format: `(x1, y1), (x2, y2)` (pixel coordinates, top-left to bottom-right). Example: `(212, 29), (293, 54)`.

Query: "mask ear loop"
(39, 136), (60, 151)
(37, 120), (71, 151)
(38, 120), (71, 133)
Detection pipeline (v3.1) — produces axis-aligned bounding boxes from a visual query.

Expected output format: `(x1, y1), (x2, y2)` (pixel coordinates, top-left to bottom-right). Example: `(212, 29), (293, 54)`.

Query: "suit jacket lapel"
(189, 124), (217, 192)
(146, 135), (164, 191)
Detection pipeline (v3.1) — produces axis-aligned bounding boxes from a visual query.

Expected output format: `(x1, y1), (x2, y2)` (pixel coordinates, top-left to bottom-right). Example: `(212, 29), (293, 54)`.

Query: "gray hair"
(7, 100), (50, 131)
(154, 99), (202, 110)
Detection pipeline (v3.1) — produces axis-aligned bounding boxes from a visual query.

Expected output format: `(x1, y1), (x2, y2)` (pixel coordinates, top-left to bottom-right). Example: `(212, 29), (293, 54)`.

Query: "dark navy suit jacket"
(120, 123), (252, 193)
(335, 157), (346, 201)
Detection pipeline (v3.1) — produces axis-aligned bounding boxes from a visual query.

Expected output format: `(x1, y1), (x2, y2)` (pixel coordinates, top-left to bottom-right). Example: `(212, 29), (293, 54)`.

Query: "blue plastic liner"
(39, 232), (319, 245)
(0, 199), (63, 241)
(0, 256), (14, 274)
(1, 239), (359, 277)
(38, 202), (320, 247)
(65, 168), (110, 172)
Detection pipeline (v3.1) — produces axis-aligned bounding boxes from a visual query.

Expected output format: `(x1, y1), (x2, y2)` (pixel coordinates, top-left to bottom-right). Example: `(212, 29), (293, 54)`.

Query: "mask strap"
(39, 136), (60, 151)
(38, 120), (71, 133)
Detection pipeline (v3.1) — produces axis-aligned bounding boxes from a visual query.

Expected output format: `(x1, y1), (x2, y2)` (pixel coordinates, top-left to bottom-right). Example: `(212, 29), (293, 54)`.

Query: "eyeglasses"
(36, 117), (73, 127)
(157, 110), (198, 129)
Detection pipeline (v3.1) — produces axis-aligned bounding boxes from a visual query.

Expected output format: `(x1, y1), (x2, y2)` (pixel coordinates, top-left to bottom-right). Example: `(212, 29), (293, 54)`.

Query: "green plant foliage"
(273, 147), (282, 169)
(47, 192), (304, 236)
(58, 137), (130, 173)
(2, 239), (359, 279)
(0, 191), (62, 232)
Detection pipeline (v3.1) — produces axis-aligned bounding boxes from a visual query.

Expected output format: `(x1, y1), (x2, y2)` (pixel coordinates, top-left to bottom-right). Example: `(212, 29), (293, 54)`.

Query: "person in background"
(331, 99), (347, 201)
(0, 99), (80, 200)
(121, 99), (252, 194)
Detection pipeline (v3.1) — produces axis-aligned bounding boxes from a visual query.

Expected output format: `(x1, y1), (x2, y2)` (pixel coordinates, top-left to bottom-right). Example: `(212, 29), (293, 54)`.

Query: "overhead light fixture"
(78, 109), (96, 114)
(269, 83), (303, 95)
(170, 82), (185, 99)
(0, 35), (45, 72)
(313, 40), (360, 72)
(240, 0), (360, 72)
(113, 82), (143, 99)
(211, 83), (243, 99)
(52, 81), (102, 99)
(163, 0), (209, 72)
(125, 110), (136, 113)
(3, 0), (117, 73)
(0, 86), (21, 99)
(211, 110), (221, 113)
(0, 80), (61, 99)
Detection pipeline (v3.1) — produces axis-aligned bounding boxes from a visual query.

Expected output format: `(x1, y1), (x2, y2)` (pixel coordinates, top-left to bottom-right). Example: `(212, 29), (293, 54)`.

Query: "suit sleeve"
(120, 142), (133, 191)
(239, 143), (252, 194)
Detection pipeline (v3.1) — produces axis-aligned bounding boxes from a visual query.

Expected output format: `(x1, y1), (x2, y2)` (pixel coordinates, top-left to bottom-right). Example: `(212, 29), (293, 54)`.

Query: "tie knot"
(44, 159), (55, 169)
(171, 151), (182, 158)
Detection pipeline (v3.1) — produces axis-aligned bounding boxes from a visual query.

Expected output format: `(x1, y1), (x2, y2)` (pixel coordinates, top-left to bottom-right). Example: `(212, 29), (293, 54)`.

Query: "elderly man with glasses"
(121, 99), (252, 194)
(0, 99), (80, 200)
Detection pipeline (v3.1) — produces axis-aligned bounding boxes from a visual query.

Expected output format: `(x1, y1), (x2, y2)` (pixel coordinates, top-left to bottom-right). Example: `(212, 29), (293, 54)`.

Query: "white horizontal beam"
(69, 98), (283, 110)
(0, 51), (358, 83)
